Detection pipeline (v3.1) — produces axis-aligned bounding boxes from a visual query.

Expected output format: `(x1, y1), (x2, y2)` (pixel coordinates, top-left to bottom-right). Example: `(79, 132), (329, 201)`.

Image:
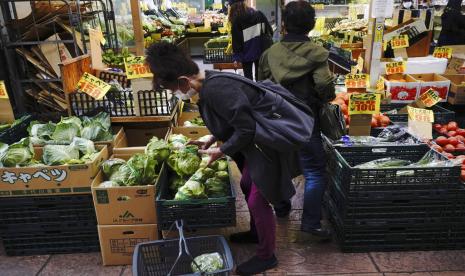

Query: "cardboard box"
(171, 127), (210, 140)
(177, 111), (202, 126)
(98, 224), (158, 266)
(122, 127), (170, 147)
(443, 74), (465, 105)
(92, 148), (158, 225)
(411, 74), (451, 102)
(0, 145), (108, 197)
(95, 127), (127, 155)
(383, 74), (420, 103)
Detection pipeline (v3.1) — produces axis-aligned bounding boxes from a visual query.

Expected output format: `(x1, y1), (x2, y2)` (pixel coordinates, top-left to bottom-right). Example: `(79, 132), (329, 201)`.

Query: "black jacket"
(198, 71), (298, 204)
(438, 8), (465, 46)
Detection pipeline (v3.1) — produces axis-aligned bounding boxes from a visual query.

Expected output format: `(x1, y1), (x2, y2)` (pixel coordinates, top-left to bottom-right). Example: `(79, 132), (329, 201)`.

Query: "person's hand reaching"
(187, 135), (216, 150)
(198, 147), (224, 166)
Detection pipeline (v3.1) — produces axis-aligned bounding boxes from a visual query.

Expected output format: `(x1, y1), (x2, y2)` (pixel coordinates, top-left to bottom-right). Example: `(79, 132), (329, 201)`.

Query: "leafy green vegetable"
(168, 134), (189, 149)
(215, 171), (229, 182)
(126, 154), (158, 185)
(102, 158), (126, 179)
(0, 138), (33, 167)
(191, 252), (224, 273)
(145, 137), (170, 163)
(190, 167), (215, 183)
(169, 175), (187, 191)
(175, 151), (201, 177)
(28, 121), (56, 140)
(51, 122), (81, 143)
(0, 124), (10, 132)
(81, 121), (113, 142)
(71, 137), (96, 155)
(42, 145), (81, 165)
(174, 180), (207, 200)
(210, 160), (228, 171)
(82, 112), (111, 130)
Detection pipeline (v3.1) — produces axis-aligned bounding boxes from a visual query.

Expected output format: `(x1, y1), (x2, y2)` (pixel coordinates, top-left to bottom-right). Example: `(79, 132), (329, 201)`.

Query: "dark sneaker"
(301, 227), (332, 240)
(236, 255), (278, 275)
(229, 231), (259, 244)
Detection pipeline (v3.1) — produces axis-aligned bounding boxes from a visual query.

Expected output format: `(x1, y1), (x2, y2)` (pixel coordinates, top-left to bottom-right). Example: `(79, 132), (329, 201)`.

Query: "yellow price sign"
(345, 74), (369, 88)
(0, 81), (8, 99)
(348, 93), (381, 115)
(390, 35), (409, 49)
(376, 77), (385, 91)
(312, 4), (325, 9)
(76, 72), (111, 100)
(407, 106), (434, 123)
(124, 56), (153, 80)
(418, 88), (441, 107)
(385, 61), (406, 75)
(433, 47), (452, 59)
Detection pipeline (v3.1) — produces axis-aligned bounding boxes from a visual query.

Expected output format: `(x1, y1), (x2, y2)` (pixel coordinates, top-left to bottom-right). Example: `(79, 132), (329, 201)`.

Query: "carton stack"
(92, 148), (158, 266)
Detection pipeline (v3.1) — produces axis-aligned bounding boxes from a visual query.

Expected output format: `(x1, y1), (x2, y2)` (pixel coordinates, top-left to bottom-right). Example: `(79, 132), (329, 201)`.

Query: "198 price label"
(390, 35), (409, 49)
(433, 47), (452, 59)
(348, 93), (381, 115)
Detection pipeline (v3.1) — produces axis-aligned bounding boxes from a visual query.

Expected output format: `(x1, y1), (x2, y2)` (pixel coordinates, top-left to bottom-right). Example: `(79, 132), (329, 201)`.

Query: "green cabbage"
(0, 138), (34, 167)
(169, 175), (186, 191)
(176, 151), (201, 177)
(215, 171), (229, 182)
(210, 160), (227, 171)
(191, 252), (224, 273)
(190, 167), (215, 183)
(126, 154), (158, 185)
(81, 121), (113, 142)
(60, 116), (82, 129)
(174, 180), (207, 200)
(71, 137), (96, 155)
(82, 112), (111, 130)
(28, 121), (56, 141)
(51, 122), (81, 143)
(205, 177), (227, 198)
(42, 145), (81, 165)
(145, 137), (170, 163)
(102, 158), (126, 179)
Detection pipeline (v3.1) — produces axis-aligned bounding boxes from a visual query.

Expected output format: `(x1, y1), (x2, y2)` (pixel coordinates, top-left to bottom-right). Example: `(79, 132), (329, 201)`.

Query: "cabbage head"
(28, 121), (56, 141)
(102, 158), (126, 179)
(60, 116), (82, 129)
(210, 160), (228, 171)
(184, 180), (207, 198)
(169, 175), (186, 191)
(190, 167), (215, 182)
(168, 134), (188, 149)
(81, 121), (112, 142)
(191, 253), (224, 273)
(145, 137), (170, 163)
(126, 154), (158, 185)
(110, 164), (133, 186)
(205, 177), (227, 198)
(71, 137), (96, 155)
(0, 138), (34, 167)
(82, 112), (111, 130)
(214, 171), (229, 182)
(42, 145), (80, 165)
(51, 122), (81, 143)
(176, 151), (200, 177)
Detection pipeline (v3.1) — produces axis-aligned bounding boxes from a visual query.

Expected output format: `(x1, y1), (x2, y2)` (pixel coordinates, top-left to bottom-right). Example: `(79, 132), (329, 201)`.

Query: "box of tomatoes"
(383, 74), (420, 103)
(432, 121), (465, 159)
(410, 74), (451, 102)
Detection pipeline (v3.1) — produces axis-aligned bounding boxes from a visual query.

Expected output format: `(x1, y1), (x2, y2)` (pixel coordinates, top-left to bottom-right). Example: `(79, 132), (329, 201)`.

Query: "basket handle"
(167, 220), (202, 276)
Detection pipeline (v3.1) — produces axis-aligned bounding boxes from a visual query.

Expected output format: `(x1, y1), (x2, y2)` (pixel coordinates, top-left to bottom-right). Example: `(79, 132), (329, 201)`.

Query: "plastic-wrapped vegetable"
(191, 252), (224, 273)
(355, 158), (412, 169)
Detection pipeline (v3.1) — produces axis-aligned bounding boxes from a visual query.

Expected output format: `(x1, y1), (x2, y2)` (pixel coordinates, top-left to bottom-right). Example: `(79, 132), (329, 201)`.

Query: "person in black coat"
(228, 0), (273, 80)
(438, 0), (465, 46)
(146, 42), (299, 275)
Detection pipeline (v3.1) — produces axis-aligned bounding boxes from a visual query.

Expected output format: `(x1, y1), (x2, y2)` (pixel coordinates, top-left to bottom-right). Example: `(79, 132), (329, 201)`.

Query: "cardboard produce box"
(383, 74), (420, 103)
(411, 74), (451, 102)
(95, 127), (127, 155)
(170, 127), (210, 140)
(92, 148), (158, 225)
(443, 74), (465, 105)
(0, 145), (108, 197)
(177, 111), (202, 126)
(98, 224), (158, 266)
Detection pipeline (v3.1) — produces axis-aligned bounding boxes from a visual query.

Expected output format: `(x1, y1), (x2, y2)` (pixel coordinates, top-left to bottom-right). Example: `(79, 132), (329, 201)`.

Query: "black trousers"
(242, 60), (259, 81)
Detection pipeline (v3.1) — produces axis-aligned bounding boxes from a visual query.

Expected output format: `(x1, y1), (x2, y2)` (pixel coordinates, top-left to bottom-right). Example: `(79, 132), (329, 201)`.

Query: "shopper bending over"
(146, 42), (299, 275)
(229, 0), (273, 80)
(258, 0), (335, 239)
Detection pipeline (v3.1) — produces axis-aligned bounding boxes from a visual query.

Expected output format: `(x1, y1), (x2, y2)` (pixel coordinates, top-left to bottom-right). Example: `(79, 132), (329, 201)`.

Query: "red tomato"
(456, 144), (465, 152)
(371, 117), (378, 128)
(439, 127), (448, 135)
(448, 122), (458, 131)
(433, 124), (443, 131)
(436, 136), (449, 147)
(456, 135), (465, 143)
(379, 116), (391, 127)
(457, 129), (465, 137)
(444, 152), (455, 159)
(444, 144), (456, 153)
(449, 137), (459, 146)
(448, 131), (457, 137)
(432, 145), (443, 153)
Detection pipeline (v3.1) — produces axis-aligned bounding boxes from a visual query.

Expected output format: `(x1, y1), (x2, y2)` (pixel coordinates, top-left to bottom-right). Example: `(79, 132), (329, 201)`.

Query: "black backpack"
(206, 72), (315, 152)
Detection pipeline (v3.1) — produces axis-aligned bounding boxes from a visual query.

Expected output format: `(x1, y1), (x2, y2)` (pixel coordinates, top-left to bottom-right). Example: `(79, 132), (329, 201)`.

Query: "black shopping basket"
(133, 220), (234, 276)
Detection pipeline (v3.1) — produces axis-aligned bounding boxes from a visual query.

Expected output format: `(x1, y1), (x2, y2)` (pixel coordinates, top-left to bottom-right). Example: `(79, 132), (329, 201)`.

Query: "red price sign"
(76, 72), (111, 100)
(390, 35), (409, 49)
(345, 74), (369, 88)
(124, 56), (153, 80)
(385, 61), (406, 75)
(348, 93), (381, 115)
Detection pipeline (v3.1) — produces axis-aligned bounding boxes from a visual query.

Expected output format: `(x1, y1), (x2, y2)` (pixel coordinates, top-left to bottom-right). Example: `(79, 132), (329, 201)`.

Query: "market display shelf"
(381, 104), (455, 124)
(133, 236), (234, 276)
(156, 162), (236, 230)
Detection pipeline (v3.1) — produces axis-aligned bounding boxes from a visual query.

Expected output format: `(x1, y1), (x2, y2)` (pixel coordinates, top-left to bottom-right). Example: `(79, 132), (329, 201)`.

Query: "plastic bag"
(354, 158), (412, 169)
(411, 150), (453, 168)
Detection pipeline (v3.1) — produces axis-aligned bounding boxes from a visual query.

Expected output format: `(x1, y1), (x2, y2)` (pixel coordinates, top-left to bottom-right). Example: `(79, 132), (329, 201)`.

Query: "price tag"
(314, 17), (326, 33)
(390, 35), (409, 49)
(418, 88), (441, 107)
(76, 72), (111, 100)
(0, 81), (9, 99)
(348, 93), (381, 115)
(345, 74), (369, 88)
(124, 56), (153, 80)
(433, 47), (452, 59)
(385, 61), (406, 75)
(376, 77), (385, 91)
(407, 106), (434, 122)
(312, 4), (325, 9)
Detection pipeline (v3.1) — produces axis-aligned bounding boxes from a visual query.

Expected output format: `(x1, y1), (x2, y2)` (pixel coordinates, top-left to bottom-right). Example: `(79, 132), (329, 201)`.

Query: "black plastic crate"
(2, 231), (100, 256)
(203, 48), (233, 64)
(133, 236), (234, 276)
(327, 147), (461, 195)
(98, 71), (131, 88)
(0, 219), (97, 235)
(156, 163), (236, 230)
(0, 115), (33, 144)
(137, 90), (178, 116)
(381, 103), (455, 124)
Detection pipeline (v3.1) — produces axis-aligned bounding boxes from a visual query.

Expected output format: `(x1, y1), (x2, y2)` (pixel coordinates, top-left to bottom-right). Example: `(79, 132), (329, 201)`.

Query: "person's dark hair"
(145, 42), (199, 88)
(228, 1), (249, 24)
(283, 1), (316, 35)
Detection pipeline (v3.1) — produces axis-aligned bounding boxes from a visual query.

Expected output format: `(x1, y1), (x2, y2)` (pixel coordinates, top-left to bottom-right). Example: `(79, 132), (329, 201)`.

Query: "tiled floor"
(1, 164), (465, 276)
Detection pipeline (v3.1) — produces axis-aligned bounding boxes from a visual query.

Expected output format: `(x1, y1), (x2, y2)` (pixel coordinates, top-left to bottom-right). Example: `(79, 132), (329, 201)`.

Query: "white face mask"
(174, 88), (196, 100)
(403, 2), (412, 8)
